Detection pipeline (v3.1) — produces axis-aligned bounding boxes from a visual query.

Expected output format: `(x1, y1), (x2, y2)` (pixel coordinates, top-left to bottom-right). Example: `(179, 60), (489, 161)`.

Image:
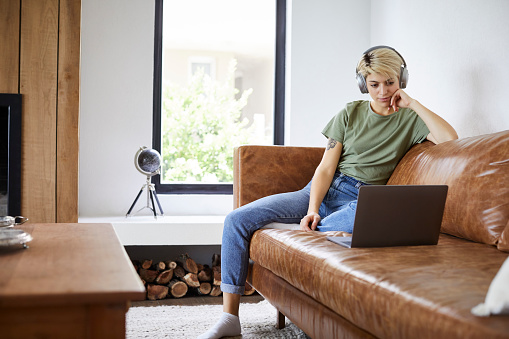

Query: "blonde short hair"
(356, 47), (404, 81)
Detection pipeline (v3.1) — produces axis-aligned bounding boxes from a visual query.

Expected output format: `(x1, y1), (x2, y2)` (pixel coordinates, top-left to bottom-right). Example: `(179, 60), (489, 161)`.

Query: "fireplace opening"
(0, 94), (22, 216)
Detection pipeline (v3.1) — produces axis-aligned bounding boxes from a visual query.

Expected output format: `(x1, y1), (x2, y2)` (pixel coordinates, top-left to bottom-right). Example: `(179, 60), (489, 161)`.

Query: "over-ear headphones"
(356, 45), (408, 94)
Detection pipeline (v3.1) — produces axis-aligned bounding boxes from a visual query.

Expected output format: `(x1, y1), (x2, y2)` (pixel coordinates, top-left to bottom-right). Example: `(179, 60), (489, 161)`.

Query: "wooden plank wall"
(20, 0), (59, 222)
(56, 0), (81, 222)
(0, 0), (80, 223)
(0, 0), (20, 93)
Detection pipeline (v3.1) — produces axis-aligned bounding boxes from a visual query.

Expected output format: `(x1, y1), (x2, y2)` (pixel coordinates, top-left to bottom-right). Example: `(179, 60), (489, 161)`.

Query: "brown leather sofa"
(234, 130), (509, 338)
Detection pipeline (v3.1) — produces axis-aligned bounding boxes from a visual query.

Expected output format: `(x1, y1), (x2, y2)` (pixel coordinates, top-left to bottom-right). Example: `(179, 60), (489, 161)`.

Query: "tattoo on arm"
(326, 138), (338, 150)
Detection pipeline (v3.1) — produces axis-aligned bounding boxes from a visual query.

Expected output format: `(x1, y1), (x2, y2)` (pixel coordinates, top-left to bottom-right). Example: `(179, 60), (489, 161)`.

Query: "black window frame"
(152, 0), (286, 194)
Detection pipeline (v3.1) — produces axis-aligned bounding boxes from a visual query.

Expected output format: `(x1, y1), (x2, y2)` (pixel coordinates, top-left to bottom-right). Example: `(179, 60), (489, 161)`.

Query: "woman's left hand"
(390, 89), (415, 112)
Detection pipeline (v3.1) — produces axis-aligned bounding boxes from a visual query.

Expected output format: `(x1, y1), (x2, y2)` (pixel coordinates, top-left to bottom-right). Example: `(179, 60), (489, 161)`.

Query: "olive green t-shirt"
(322, 100), (430, 185)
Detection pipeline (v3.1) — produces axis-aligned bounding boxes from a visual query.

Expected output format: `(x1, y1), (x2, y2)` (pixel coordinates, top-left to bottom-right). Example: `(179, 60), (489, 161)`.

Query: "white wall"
(80, 0), (157, 217)
(79, 0), (509, 218)
(287, 0), (370, 147)
(369, 0), (509, 138)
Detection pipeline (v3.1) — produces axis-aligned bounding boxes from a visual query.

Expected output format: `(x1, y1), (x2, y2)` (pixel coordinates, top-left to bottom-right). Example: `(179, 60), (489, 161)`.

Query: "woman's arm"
(391, 89), (458, 144)
(300, 138), (342, 231)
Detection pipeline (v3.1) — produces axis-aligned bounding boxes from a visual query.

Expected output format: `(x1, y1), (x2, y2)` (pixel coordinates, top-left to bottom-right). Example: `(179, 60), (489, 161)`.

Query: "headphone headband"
(361, 45), (407, 68)
(356, 45), (409, 93)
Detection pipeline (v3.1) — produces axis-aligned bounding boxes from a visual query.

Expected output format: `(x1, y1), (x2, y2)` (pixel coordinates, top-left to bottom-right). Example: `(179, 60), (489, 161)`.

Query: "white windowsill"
(78, 215), (225, 246)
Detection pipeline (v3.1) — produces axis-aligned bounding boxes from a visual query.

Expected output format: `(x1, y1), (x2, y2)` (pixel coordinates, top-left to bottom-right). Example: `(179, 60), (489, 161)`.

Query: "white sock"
(197, 312), (241, 339)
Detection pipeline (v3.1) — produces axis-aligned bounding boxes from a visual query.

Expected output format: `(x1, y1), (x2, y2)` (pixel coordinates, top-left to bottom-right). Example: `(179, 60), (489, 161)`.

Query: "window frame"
(152, 0), (286, 194)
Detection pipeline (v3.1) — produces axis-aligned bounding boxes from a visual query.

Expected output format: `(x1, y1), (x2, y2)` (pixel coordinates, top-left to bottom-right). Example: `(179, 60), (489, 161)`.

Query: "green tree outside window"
(161, 60), (255, 183)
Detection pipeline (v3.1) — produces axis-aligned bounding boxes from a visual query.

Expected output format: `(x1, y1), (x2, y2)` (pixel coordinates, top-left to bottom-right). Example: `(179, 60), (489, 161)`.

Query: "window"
(153, 0), (286, 194)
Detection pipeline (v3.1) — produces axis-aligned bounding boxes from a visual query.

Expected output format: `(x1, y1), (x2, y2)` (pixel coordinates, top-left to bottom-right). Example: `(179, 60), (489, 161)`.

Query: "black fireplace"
(0, 94), (21, 216)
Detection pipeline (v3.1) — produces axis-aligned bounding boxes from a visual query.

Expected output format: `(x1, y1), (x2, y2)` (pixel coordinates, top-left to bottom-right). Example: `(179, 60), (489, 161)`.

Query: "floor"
(130, 293), (312, 339)
(131, 293), (264, 307)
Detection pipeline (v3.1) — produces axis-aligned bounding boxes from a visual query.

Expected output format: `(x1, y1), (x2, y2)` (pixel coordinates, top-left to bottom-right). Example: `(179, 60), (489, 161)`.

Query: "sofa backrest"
(233, 145), (323, 208)
(387, 130), (509, 252)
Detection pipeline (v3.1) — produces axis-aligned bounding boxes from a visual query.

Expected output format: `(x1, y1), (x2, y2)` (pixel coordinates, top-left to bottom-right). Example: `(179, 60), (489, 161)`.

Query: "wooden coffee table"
(0, 223), (146, 339)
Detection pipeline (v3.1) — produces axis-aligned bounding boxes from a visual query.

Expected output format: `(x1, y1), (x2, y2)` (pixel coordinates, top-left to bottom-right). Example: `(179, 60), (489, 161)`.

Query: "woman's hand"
(390, 89), (415, 112)
(300, 212), (321, 231)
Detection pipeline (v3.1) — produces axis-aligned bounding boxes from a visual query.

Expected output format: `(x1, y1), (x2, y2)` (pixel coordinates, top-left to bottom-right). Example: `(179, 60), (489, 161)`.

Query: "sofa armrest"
(233, 145), (324, 208)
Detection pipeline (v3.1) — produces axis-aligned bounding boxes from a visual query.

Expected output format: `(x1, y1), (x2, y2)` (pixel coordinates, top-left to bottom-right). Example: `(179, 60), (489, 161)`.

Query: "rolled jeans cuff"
(221, 282), (245, 295)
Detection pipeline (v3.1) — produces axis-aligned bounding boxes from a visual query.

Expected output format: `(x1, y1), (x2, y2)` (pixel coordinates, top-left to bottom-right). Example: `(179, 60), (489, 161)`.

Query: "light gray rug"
(126, 300), (308, 338)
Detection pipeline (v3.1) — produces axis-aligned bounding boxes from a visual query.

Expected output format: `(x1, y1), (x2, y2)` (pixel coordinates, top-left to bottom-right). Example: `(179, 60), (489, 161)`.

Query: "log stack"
(132, 253), (255, 300)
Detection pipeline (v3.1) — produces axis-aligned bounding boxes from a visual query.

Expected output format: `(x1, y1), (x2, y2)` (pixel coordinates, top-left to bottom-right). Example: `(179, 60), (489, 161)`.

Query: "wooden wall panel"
(2, 0), (80, 223)
(57, 0), (81, 223)
(19, 0), (59, 222)
(0, 0), (20, 93)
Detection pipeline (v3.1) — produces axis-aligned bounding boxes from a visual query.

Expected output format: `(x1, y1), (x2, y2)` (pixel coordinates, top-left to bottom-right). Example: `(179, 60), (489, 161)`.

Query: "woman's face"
(366, 72), (400, 112)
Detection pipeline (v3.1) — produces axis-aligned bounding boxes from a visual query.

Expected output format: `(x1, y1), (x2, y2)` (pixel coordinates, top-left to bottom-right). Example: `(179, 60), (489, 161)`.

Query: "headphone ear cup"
(356, 72), (368, 94)
(399, 66), (409, 89)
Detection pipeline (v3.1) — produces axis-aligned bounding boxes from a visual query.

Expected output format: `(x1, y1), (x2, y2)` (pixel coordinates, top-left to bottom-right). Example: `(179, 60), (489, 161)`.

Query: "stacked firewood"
(132, 253), (255, 300)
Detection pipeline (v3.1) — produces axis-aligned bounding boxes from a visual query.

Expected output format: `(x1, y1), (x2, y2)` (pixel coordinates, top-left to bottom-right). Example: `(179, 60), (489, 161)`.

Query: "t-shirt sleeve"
(412, 115), (430, 144)
(321, 108), (348, 144)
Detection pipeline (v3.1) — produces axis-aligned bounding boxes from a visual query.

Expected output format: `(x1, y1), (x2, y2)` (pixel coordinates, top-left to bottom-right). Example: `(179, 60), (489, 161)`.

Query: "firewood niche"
(132, 253), (256, 300)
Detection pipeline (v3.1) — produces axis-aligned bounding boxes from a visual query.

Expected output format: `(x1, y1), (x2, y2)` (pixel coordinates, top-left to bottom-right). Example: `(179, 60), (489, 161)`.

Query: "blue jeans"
(221, 172), (368, 295)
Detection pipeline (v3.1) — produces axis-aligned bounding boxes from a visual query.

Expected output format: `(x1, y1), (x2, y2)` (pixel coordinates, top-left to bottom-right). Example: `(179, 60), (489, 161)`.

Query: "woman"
(198, 46), (458, 339)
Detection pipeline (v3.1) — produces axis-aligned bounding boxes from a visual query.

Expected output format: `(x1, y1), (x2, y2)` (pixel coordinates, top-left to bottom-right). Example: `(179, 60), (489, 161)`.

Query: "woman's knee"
(223, 207), (253, 238)
(224, 209), (241, 231)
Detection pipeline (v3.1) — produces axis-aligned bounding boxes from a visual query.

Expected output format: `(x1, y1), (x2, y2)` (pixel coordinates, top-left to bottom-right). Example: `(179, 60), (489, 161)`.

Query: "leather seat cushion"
(250, 229), (509, 338)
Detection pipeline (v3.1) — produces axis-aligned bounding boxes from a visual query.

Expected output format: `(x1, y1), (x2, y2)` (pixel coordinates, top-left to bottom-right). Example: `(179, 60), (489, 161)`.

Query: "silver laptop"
(327, 185), (448, 248)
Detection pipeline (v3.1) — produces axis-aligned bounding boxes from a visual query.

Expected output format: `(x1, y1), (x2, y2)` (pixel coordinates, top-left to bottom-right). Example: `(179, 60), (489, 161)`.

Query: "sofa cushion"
(250, 229), (509, 338)
(387, 131), (509, 248)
